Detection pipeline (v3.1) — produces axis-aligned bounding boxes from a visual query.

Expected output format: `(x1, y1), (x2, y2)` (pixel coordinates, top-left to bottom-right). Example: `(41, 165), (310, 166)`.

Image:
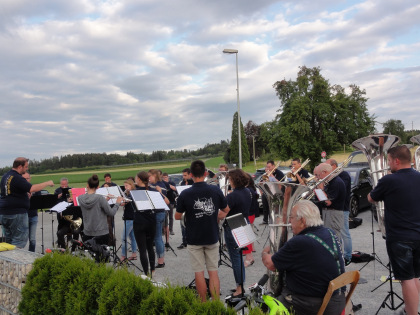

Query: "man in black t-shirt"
(177, 168), (194, 249)
(368, 146), (420, 315)
(289, 158), (310, 184)
(176, 160), (229, 302)
(162, 172), (177, 235)
(101, 173), (117, 187)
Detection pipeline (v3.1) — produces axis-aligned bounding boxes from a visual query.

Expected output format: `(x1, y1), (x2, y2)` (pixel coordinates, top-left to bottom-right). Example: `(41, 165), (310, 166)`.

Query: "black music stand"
(218, 225), (232, 268)
(373, 263), (404, 314)
(30, 194), (58, 254)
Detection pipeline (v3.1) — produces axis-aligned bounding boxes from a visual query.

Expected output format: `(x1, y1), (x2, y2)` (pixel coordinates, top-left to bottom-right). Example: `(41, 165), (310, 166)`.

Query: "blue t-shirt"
(0, 169), (32, 215)
(324, 176), (346, 210)
(370, 168), (420, 242)
(176, 181), (227, 245)
(226, 187), (252, 218)
(271, 226), (344, 297)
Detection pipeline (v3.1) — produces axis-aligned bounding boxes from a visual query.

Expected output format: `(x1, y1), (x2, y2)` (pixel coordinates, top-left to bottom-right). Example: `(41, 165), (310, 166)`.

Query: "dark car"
(344, 166), (373, 217)
(169, 174), (184, 186)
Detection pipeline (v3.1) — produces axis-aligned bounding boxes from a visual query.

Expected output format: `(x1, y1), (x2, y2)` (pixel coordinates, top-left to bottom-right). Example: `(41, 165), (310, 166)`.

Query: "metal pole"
(235, 52), (242, 169)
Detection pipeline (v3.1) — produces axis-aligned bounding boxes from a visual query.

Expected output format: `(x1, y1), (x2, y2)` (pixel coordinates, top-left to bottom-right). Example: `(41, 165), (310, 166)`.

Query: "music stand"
(373, 263), (404, 314)
(30, 194), (58, 254)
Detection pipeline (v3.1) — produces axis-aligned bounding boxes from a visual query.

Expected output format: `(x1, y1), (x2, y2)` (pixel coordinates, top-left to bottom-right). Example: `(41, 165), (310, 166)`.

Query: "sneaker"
(177, 243), (187, 249)
(345, 258), (352, 266)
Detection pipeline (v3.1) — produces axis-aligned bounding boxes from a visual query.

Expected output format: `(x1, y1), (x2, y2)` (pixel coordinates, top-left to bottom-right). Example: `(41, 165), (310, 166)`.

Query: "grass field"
(30, 153), (354, 193)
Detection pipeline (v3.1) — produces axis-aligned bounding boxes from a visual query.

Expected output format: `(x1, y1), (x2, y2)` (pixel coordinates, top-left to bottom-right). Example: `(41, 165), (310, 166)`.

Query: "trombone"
(285, 158), (310, 182)
(261, 161), (282, 181)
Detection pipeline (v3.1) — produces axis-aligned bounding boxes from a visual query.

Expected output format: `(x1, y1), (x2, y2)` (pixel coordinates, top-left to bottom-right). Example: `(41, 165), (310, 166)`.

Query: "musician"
(23, 172), (38, 252)
(368, 146), (420, 315)
(0, 157), (54, 248)
(260, 160), (285, 225)
(175, 160), (229, 302)
(313, 163), (346, 239)
(289, 158), (310, 184)
(219, 169), (252, 297)
(261, 200), (345, 315)
(243, 173), (258, 267)
(162, 172), (177, 235)
(78, 174), (123, 245)
(178, 168), (194, 249)
(219, 164), (228, 172)
(101, 173), (117, 187)
(326, 158), (352, 265)
(148, 169), (170, 269)
(120, 179), (137, 261)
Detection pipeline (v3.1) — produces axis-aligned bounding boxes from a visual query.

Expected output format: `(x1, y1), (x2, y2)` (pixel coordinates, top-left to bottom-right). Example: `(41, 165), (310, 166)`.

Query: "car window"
(359, 169), (368, 182)
(347, 171), (357, 185)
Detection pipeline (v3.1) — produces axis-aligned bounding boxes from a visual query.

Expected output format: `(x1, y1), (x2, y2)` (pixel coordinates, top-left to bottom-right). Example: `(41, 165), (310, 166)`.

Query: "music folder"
(96, 186), (124, 205)
(226, 213), (257, 249)
(176, 185), (192, 194)
(130, 190), (169, 211)
(30, 194), (58, 210)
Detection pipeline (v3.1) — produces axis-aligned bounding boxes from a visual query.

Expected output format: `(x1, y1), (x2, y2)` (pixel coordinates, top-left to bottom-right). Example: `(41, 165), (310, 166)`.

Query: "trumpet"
(285, 158), (310, 182)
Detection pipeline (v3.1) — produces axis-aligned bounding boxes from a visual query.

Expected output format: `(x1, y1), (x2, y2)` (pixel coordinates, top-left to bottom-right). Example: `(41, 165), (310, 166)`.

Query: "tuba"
(256, 181), (310, 296)
(351, 134), (400, 237)
(410, 134), (420, 172)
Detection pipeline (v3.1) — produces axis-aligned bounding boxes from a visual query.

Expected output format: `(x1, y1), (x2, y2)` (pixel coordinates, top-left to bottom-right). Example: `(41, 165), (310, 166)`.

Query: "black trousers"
(133, 213), (156, 275)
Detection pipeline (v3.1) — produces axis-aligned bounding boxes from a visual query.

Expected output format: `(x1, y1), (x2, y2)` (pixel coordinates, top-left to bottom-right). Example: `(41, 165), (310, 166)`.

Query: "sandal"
(244, 259), (255, 268)
(128, 255), (137, 260)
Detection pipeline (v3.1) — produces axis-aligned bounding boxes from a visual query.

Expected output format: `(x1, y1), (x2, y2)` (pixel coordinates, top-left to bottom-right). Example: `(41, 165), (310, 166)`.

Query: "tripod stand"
(373, 263), (404, 314)
(218, 225), (231, 268)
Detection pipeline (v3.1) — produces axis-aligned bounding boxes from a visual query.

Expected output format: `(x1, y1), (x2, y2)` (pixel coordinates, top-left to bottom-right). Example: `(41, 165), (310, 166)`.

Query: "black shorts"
(386, 240), (420, 280)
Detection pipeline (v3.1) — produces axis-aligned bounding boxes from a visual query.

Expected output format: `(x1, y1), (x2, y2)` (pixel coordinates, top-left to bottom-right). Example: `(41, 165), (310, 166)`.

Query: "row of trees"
(224, 66), (418, 169)
(0, 141), (229, 175)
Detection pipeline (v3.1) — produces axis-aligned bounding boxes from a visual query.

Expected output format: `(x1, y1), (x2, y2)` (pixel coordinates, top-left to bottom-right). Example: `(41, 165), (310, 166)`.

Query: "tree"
(382, 119), (406, 142)
(271, 66), (375, 169)
(228, 112), (250, 165)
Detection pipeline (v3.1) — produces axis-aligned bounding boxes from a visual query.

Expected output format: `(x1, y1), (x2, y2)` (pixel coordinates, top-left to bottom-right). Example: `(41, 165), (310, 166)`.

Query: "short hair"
(148, 169), (161, 182)
(294, 200), (323, 227)
(88, 174), (100, 189)
(388, 146), (411, 164)
(162, 172), (169, 177)
(292, 158), (301, 163)
(219, 164), (228, 171)
(60, 177), (68, 183)
(267, 160), (275, 166)
(190, 160), (206, 178)
(13, 157), (28, 169)
(228, 169), (249, 189)
(326, 159), (338, 167)
(317, 163), (332, 174)
(182, 168), (191, 174)
(104, 173), (111, 178)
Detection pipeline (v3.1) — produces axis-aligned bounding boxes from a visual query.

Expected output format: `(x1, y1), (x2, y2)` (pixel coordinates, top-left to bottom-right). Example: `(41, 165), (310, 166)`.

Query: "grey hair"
(60, 177), (68, 182)
(294, 200), (323, 227)
(317, 163), (332, 174)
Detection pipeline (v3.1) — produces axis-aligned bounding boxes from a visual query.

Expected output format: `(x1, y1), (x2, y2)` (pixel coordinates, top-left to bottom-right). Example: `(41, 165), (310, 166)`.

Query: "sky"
(1, 0), (419, 168)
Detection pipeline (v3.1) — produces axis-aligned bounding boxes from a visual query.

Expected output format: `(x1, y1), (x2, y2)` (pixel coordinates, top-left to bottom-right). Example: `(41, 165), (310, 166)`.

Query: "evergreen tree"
(228, 112), (250, 166)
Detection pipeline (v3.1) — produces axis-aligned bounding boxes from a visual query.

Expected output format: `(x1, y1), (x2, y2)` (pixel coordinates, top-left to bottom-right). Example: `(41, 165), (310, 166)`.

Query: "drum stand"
(373, 263), (404, 314)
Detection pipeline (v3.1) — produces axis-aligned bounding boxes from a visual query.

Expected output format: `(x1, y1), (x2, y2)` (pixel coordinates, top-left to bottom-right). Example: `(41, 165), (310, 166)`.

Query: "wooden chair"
(317, 270), (360, 315)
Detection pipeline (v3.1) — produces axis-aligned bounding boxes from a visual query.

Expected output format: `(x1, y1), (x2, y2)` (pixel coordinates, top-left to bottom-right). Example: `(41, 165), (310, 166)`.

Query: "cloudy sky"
(1, 0), (419, 168)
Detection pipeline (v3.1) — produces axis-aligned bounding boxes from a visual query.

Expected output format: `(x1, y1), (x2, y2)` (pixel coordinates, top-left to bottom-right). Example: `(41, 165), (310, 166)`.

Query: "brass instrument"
(352, 134), (400, 237)
(261, 161), (282, 181)
(286, 158), (310, 182)
(410, 134), (420, 171)
(63, 215), (83, 232)
(256, 181), (310, 296)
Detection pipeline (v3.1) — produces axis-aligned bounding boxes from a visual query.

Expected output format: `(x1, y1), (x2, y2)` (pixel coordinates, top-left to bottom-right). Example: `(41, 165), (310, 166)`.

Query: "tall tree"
(271, 66), (375, 169)
(382, 119), (406, 141)
(228, 112), (250, 166)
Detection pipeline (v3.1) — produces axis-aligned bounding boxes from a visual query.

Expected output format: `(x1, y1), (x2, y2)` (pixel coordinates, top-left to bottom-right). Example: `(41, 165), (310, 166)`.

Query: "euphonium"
(351, 134), (400, 238)
(410, 134), (420, 172)
(256, 181), (310, 296)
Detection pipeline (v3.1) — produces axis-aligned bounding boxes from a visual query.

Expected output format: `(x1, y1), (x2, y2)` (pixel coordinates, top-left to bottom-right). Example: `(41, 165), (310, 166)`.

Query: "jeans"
(28, 215), (38, 252)
(121, 220), (137, 257)
(1, 213), (29, 248)
(341, 211), (352, 261)
(154, 212), (166, 258)
(224, 226), (245, 286)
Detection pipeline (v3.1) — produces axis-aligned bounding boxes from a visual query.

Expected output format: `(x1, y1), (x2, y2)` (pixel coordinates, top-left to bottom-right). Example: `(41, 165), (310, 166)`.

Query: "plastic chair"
(317, 270), (360, 315)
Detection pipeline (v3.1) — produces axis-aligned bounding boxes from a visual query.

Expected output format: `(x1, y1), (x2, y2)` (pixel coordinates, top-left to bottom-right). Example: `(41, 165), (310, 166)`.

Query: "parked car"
(169, 174), (184, 186)
(344, 166), (373, 218)
(347, 150), (368, 167)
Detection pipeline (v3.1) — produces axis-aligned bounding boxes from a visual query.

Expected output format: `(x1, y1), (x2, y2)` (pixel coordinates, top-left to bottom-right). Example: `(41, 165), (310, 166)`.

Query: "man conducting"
(0, 157), (54, 248)
(175, 160), (229, 302)
(368, 146), (420, 315)
(261, 200), (345, 315)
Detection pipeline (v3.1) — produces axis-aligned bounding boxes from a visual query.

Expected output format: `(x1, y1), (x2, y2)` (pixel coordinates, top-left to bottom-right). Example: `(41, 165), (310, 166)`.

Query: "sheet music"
(314, 189), (328, 201)
(148, 191), (170, 210)
(176, 185), (192, 194)
(232, 225), (257, 248)
(96, 186), (121, 204)
(50, 201), (71, 213)
(130, 190), (153, 211)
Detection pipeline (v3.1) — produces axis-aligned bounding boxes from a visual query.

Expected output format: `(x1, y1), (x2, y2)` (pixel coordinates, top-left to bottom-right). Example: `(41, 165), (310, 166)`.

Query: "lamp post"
(223, 48), (242, 169)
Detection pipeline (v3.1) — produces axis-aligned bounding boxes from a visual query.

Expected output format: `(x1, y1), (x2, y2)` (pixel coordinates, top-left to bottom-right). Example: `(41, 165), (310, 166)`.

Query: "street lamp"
(223, 48), (242, 169)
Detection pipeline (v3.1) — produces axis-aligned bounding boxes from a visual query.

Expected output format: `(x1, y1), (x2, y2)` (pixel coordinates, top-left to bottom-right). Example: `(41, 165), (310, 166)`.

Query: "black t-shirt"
(324, 176), (346, 210)
(273, 169), (285, 181)
(133, 186), (158, 224)
(123, 193), (135, 220)
(163, 180), (177, 203)
(370, 168), (420, 242)
(54, 187), (72, 203)
(181, 179), (194, 186)
(226, 187), (252, 218)
(101, 182), (117, 187)
(0, 169), (32, 215)
(271, 226), (344, 297)
(290, 169), (310, 184)
(176, 181), (227, 245)
(338, 171), (351, 212)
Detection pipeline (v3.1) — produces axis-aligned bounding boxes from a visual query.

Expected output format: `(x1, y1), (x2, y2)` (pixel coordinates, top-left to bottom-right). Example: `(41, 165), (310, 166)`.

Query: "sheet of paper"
(176, 185), (192, 194)
(50, 201), (71, 213)
(315, 189), (328, 201)
(130, 190), (153, 211)
(148, 191), (170, 210)
(96, 186), (121, 204)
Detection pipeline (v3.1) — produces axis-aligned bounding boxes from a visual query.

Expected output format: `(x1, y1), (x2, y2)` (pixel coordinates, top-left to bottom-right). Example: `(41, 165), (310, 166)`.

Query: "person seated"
(261, 200), (346, 315)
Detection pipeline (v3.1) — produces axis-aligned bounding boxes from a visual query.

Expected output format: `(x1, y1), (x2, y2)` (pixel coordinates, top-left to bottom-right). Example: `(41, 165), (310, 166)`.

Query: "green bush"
(19, 253), (237, 315)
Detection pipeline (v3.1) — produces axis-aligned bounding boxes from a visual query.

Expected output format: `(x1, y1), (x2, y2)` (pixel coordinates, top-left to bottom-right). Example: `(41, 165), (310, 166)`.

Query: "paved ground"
(27, 207), (413, 314)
